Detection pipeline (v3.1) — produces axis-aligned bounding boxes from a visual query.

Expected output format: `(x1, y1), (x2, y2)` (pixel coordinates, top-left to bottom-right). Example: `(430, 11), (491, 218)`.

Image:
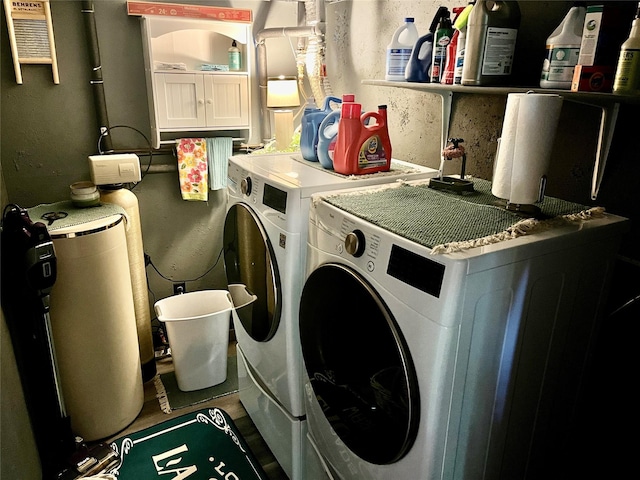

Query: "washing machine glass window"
(299, 263), (420, 465)
(223, 203), (281, 342)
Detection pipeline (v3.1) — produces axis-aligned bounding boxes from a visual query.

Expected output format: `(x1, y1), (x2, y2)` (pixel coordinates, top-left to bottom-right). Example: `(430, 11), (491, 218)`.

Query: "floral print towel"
(177, 138), (208, 201)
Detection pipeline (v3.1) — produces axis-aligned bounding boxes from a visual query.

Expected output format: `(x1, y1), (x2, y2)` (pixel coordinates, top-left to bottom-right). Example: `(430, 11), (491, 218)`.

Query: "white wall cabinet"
(140, 15), (253, 148)
(155, 72), (249, 129)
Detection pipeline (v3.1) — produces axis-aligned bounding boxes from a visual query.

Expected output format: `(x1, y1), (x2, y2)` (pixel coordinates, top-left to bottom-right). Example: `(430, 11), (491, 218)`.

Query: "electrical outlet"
(173, 282), (186, 295)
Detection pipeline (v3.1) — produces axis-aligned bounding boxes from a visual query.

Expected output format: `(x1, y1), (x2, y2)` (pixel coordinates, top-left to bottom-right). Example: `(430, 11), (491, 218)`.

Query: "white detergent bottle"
(462, 0), (521, 86)
(386, 17), (419, 81)
(454, 2), (476, 84)
(540, 2), (587, 89)
(613, 2), (640, 95)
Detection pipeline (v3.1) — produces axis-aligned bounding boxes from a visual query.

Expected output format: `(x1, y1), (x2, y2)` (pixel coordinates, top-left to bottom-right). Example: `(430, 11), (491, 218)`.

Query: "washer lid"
(299, 263), (420, 465)
(223, 202), (281, 342)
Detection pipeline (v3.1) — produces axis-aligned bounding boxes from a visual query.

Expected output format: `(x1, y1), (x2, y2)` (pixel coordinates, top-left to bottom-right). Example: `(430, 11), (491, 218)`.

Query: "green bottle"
(431, 10), (453, 83)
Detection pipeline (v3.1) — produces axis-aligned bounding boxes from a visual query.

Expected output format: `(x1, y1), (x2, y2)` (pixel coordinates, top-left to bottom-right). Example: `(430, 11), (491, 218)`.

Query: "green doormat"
(156, 356), (239, 413)
(109, 407), (267, 479)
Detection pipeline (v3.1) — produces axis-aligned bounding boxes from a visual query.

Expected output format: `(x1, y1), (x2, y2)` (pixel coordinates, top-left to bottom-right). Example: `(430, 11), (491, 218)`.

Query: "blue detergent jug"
(405, 33), (434, 82)
(317, 109), (341, 169)
(405, 6), (450, 83)
(300, 96), (341, 162)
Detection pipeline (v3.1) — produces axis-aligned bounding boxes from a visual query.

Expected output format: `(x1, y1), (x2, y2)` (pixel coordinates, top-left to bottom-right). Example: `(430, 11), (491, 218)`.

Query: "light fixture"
(267, 75), (300, 150)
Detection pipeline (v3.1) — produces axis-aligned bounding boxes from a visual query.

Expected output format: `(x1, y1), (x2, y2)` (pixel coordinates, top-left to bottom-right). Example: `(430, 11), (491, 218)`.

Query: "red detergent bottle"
(333, 104), (392, 175)
(316, 94), (356, 169)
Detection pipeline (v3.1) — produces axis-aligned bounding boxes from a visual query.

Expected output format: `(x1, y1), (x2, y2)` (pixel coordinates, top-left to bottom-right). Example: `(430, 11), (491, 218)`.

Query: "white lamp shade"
(267, 76), (300, 108)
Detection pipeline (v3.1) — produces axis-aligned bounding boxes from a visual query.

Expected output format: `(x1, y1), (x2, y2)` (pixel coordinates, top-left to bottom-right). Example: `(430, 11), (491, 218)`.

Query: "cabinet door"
(204, 75), (249, 127)
(155, 73), (206, 129)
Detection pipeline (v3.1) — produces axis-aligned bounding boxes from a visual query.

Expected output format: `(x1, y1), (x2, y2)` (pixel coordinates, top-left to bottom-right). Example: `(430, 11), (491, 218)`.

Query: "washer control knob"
(240, 177), (252, 196)
(345, 230), (365, 257)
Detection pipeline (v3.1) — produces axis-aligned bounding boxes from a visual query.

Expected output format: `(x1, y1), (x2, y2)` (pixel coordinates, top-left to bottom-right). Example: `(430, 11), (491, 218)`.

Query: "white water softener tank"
(100, 186), (156, 383)
(48, 213), (143, 441)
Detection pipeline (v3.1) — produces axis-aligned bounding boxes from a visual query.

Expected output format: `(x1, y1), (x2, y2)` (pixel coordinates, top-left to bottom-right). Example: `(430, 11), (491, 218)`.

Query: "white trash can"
(228, 283), (258, 327)
(155, 290), (233, 391)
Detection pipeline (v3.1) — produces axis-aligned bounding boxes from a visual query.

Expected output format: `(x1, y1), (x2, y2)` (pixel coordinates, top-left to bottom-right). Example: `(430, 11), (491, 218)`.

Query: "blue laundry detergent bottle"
(317, 109), (341, 169)
(405, 33), (434, 82)
(300, 96), (342, 162)
(405, 6), (450, 82)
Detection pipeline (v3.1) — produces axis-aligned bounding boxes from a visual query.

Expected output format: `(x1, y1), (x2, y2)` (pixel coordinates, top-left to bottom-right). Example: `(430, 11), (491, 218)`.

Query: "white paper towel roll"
(492, 94), (522, 200)
(492, 93), (564, 204)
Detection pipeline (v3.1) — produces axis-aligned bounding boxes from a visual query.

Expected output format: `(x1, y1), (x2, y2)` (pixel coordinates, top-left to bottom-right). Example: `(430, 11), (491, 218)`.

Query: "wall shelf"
(363, 79), (639, 200)
(139, 15), (254, 149)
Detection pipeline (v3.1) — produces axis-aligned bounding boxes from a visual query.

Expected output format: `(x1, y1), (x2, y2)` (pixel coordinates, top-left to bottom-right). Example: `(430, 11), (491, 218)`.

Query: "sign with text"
(127, 1), (252, 23)
(110, 408), (267, 479)
(3, 0), (59, 84)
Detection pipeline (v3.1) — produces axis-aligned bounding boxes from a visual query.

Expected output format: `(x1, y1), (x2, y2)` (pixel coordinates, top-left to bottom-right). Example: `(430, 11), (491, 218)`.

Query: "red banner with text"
(126, 1), (252, 23)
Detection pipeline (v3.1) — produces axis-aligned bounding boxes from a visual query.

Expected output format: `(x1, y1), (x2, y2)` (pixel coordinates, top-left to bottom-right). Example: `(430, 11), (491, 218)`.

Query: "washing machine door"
(299, 263), (420, 465)
(223, 203), (281, 342)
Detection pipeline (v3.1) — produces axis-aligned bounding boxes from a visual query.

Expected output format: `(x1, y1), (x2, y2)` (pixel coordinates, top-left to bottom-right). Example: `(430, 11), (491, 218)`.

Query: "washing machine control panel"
(336, 217), (382, 265)
(240, 176), (252, 196)
(314, 202), (447, 297)
(344, 230), (366, 257)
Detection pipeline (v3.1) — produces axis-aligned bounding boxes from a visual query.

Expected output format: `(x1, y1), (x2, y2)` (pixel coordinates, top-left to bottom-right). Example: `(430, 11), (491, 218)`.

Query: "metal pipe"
(255, 25), (323, 142)
(146, 164), (178, 174)
(81, 1), (112, 152)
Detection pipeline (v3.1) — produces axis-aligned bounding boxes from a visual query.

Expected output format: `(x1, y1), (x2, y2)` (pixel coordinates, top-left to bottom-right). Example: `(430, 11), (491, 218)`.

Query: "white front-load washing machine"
(299, 178), (628, 479)
(223, 153), (438, 478)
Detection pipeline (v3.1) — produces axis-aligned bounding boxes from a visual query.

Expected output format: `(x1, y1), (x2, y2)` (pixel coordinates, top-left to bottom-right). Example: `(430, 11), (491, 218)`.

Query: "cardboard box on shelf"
(572, 4), (633, 92)
(571, 64), (615, 92)
(577, 5), (628, 67)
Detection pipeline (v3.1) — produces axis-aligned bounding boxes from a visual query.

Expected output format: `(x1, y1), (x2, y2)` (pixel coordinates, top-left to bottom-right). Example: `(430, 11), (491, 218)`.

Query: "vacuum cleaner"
(1, 204), (117, 479)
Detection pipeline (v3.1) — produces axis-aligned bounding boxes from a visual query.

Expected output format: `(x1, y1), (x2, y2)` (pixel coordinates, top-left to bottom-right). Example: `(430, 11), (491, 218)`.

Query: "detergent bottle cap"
(453, 3), (474, 31)
(342, 94), (355, 102)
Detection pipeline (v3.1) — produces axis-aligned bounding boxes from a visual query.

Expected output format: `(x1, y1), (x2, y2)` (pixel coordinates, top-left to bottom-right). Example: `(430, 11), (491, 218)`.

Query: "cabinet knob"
(198, 99), (204, 105)
(206, 99), (213, 105)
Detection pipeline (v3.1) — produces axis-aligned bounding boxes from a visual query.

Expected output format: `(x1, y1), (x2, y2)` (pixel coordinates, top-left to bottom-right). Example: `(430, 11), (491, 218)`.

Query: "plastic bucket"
(155, 290), (233, 391)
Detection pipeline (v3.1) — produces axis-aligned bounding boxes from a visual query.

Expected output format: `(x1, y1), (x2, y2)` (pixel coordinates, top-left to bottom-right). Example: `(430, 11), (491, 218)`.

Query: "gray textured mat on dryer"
(323, 178), (598, 252)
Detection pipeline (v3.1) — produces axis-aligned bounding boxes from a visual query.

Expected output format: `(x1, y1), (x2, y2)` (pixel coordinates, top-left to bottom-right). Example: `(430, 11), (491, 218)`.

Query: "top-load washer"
(299, 178), (628, 479)
(223, 153), (438, 479)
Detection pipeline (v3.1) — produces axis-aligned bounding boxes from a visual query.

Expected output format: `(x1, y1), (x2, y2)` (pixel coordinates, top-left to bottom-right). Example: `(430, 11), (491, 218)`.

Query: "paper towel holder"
(493, 176), (548, 218)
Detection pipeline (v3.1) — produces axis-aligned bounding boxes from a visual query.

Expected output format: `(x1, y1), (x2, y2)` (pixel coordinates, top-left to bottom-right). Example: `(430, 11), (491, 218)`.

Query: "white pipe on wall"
(254, 0), (329, 142)
(256, 25), (324, 142)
